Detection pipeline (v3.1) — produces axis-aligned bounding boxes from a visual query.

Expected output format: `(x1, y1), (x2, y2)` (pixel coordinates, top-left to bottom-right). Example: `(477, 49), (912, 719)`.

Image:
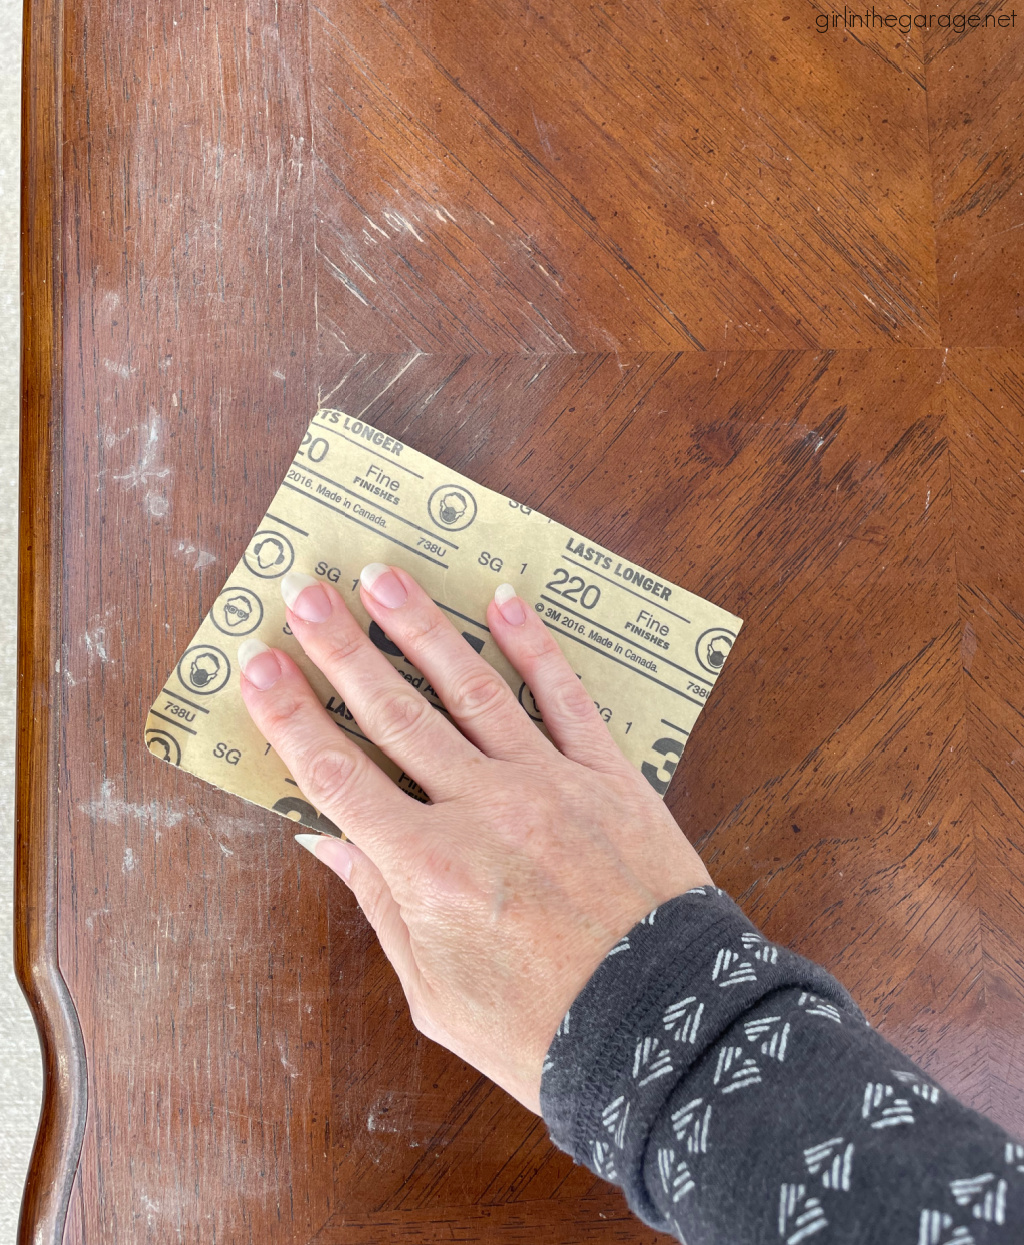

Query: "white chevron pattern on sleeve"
(601, 1095), (631, 1150)
(862, 1081), (915, 1129)
(662, 996), (704, 1045)
(656, 1146), (696, 1203)
(916, 1209), (976, 1244)
(892, 1068), (941, 1104)
(590, 1138), (618, 1182)
(778, 1182), (828, 1243)
(949, 1173), (1007, 1225)
(671, 1097), (712, 1154)
(796, 992), (843, 1023)
(633, 1036), (675, 1086)
(743, 1015), (791, 1062)
(712, 946), (759, 988)
(803, 1136), (854, 1191)
(712, 1044), (762, 1094)
(742, 1015), (781, 1041)
(544, 890), (1024, 1245)
(740, 930), (780, 965)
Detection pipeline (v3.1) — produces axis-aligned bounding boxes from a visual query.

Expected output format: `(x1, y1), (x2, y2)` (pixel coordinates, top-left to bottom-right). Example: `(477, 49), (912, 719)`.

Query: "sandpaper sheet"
(145, 410), (743, 832)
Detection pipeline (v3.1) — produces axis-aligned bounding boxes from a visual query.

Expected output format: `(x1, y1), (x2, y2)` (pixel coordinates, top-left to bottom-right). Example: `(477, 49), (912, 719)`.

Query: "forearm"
(540, 886), (1024, 1243)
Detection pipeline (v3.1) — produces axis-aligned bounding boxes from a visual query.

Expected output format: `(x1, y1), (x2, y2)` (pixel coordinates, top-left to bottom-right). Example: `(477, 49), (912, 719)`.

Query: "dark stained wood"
(939, 349), (1024, 1122)
(15, 0), (89, 1241)
(53, 1), (334, 1241)
(926, 3), (1024, 345)
(310, 0), (941, 353)
(17, 0), (1024, 1242)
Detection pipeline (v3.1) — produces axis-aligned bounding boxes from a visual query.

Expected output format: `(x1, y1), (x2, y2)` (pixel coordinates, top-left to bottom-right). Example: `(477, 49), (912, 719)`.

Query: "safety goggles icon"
(223, 597), (252, 624)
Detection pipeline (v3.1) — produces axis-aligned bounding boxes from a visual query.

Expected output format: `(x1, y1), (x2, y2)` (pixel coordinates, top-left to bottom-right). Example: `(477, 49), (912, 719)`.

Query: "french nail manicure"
(281, 571), (332, 623)
(494, 582), (527, 626)
(360, 562), (408, 609)
(295, 833), (353, 881)
(294, 833), (324, 860)
(238, 636), (282, 689)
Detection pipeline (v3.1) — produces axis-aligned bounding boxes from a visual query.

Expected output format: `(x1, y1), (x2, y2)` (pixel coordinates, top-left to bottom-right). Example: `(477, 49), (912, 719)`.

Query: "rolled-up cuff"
(539, 885), (866, 1225)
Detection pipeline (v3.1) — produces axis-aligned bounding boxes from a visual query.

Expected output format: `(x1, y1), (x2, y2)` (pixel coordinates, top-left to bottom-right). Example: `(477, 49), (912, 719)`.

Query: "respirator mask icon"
(438, 492), (467, 526)
(189, 653), (221, 688)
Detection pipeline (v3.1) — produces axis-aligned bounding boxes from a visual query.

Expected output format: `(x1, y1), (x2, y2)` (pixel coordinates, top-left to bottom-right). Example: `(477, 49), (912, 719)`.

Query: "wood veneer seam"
(15, 0), (89, 1242)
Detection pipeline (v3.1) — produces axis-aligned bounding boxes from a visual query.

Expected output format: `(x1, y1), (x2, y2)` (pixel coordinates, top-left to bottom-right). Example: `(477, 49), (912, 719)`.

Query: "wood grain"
(310, 0), (940, 354)
(17, 0), (1024, 1241)
(926, 2), (1024, 345)
(15, 0), (88, 1241)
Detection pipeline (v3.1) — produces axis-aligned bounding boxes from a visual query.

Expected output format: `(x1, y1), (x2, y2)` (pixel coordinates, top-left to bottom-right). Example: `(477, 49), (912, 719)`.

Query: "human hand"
(237, 563), (712, 1115)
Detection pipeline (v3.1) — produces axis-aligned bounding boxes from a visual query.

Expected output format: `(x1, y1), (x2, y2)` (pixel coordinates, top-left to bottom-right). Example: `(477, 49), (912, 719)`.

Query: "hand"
(238, 563), (712, 1114)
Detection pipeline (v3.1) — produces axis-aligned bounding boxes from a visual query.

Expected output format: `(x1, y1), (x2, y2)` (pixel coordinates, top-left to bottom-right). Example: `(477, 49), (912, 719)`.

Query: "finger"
(238, 637), (419, 874)
(280, 572), (483, 801)
(358, 563), (554, 763)
(485, 584), (633, 774)
(295, 833), (425, 1026)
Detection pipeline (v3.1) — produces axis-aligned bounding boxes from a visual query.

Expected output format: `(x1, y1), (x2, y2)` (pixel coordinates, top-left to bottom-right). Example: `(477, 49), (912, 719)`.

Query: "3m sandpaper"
(145, 410), (743, 832)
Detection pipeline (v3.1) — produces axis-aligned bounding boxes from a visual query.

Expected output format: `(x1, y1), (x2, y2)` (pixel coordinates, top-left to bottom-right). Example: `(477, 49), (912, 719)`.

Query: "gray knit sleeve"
(540, 885), (1024, 1243)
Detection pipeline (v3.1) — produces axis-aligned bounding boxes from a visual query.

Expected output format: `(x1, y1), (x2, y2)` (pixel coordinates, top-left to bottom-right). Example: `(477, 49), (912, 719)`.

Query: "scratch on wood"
(318, 250), (372, 305)
(355, 352), (425, 418)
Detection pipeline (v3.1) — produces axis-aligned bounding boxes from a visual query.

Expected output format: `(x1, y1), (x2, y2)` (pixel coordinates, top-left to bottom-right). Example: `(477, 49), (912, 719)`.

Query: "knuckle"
(520, 625), (562, 664)
(318, 626), (368, 669)
(550, 672), (597, 721)
(369, 688), (434, 751)
(258, 687), (309, 741)
(446, 668), (509, 720)
(300, 744), (363, 808)
(401, 607), (449, 651)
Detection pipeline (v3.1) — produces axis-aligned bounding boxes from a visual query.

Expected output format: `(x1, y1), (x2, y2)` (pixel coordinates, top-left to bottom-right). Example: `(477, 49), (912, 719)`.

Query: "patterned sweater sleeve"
(540, 885), (1024, 1244)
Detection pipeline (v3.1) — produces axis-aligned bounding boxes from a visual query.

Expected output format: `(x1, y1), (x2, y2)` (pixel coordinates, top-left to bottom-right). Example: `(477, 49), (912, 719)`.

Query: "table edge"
(15, 0), (88, 1242)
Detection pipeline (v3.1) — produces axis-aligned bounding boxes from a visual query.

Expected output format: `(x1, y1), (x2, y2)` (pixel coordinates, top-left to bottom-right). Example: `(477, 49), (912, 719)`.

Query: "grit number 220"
(544, 568), (601, 609)
(298, 432), (329, 463)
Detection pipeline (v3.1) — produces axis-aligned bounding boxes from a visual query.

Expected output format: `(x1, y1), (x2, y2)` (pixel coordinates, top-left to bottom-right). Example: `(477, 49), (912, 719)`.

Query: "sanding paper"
(145, 410), (743, 833)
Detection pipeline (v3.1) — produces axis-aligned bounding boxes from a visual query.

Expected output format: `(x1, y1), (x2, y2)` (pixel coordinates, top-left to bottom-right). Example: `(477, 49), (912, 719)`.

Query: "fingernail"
(295, 833), (353, 881)
(360, 562), (407, 609)
(238, 637), (282, 689)
(281, 571), (332, 623)
(294, 833), (324, 860)
(494, 583), (526, 626)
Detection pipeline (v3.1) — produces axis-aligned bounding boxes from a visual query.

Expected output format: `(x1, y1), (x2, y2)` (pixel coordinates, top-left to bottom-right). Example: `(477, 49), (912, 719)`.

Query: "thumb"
(297, 831), (359, 885)
(294, 834), (422, 1007)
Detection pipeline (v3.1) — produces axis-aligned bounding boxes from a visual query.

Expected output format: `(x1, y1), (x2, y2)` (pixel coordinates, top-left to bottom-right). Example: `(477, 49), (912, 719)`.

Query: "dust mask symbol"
(438, 491), (467, 526)
(190, 653), (221, 687)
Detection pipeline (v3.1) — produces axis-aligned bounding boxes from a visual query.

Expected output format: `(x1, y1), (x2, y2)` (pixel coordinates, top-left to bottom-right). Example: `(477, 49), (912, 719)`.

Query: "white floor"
(0, 4), (42, 1244)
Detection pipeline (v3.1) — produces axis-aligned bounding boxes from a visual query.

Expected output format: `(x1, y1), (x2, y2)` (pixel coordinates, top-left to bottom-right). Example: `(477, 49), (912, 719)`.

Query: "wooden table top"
(17, 1), (1024, 1241)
